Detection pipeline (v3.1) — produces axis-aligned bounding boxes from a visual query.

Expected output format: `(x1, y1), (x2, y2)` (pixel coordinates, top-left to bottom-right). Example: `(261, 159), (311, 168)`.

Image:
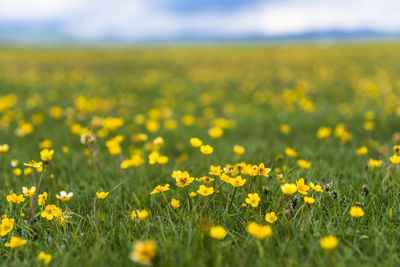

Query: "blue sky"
(0, 0), (399, 42)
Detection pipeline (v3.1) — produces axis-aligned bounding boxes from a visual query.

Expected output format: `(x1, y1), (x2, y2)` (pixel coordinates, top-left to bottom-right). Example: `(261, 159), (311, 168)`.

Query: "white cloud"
(0, 0), (399, 40)
(257, 0), (400, 34)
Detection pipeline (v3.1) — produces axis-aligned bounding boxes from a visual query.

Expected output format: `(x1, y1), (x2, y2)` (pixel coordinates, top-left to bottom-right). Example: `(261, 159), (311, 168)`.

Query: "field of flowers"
(0, 43), (399, 266)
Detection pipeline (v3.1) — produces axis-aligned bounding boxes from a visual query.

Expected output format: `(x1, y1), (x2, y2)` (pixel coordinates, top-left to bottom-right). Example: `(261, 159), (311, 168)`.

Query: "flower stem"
(28, 166), (46, 226)
(200, 182), (225, 214)
(225, 186), (231, 212)
(226, 187), (237, 213)
(185, 188), (192, 213)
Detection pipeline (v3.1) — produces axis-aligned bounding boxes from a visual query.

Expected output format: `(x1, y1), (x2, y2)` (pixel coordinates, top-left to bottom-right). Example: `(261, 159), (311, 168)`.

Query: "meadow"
(0, 43), (399, 266)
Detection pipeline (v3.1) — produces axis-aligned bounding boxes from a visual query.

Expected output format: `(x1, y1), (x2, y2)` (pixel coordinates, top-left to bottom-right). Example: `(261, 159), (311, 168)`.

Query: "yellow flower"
(220, 173), (232, 183)
(189, 192), (197, 197)
(281, 183), (297, 195)
(276, 173), (285, 183)
(80, 129), (96, 144)
(131, 210), (149, 221)
(0, 217), (14, 236)
(39, 140), (52, 149)
(50, 106), (63, 119)
(197, 185), (215, 196)
(208, 127), (223, 138)
(265, 211), (277, 224)
(24, 160), (42, 168)
(24, 168), (32, 176)
(133, 114), (145, 125)
(364, 121), (375, 131)
(0, 144), (9, 152)
(320, 235), (338, 251)
(316, 126), (331, 139)
(339, 131), (352, 143)
(235, 162), (250, 174)
(247, 222), (272, 239)
(275, 154), (284, 162)
(390, 154), (400, 165)
(56, 191), (74, 202)
(103, 117), (124, 131)
(304, 196), (315, 205)
(62, 146), (69, 154)
(309, 182), (323, 192)
(190, 137), (203, 147)
(22, 186), (36, 198)
(365, 111), (375, 120)
(196, 176), (214, 184)
(164, 119), (177, 130)
(349, 206), (365, 218)
(248, 165), (259, 176)
(119, 159), (132, 170)
(245, 193), (260, 207)
(5, 237), (27, 248)
(200, 145), (213, 155)
(38, 192), (48, 206)
(285, 147), (298, 158)
(40, 149), (54, 162)
(297, 159), (311, 169)
(280, 124), (291, 134)
(13, 168), (22, 176)
(6, 193), (25, 204)
(209, 226), (227, 240)
(153, 136), (164, 147)
(393, 145), (400, 154)
(41, 205), (62, 220)
(258, 163), (271, 177)
(228, 176), (246, 187)
(121, 155), (145, 169)
(296, 178), (310, 195)
(224, 164), (237, 175)
(171, 170), (186, 179)
(129, 240), (157, 265)
(209, 165), (222, 176)
(150, 184), (170, 194)
(181, 115), (195, 126)
(38, 251), (52, 265)
(96, 192), (109, 200)
(356, 146), (368, 155)
(148, 151), (160, 165)
(233, 145), (245, 155)
(369, 158), (382, 168)
(105, 136), (123, 155)
(16, 121), (34, 137)
(54, 213), (68, 227)
(170, 199), (180, 209)
(132, 155), (145, 166)
(338, 124), (351, 139)
(175, 175), (195, 188)
(334, 124), (346, 138)
(157, 155), (168, 165)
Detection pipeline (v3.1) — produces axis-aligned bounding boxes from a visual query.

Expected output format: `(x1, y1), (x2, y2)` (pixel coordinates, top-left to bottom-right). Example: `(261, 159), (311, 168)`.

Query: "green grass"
(0, 43), (399, 266)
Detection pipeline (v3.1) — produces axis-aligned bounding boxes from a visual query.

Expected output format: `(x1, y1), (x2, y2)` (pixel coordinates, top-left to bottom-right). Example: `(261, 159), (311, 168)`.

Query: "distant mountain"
(0, 22), (399, 44)
(243, 29), (399, 41)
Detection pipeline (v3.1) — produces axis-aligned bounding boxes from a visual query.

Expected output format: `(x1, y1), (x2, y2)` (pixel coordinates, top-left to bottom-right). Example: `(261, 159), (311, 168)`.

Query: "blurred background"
(0, 0), (399, 44)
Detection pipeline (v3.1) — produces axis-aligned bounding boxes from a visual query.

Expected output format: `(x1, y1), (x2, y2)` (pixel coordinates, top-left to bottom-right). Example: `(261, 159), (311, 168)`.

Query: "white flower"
(56, 191), (73, 202)
(10, 159), (18, 167)
(22, 186), (36, 197)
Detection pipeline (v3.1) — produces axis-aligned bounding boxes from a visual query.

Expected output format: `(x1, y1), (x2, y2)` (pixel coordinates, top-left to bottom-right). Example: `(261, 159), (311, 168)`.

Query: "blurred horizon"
(1, 0), (400, 44)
